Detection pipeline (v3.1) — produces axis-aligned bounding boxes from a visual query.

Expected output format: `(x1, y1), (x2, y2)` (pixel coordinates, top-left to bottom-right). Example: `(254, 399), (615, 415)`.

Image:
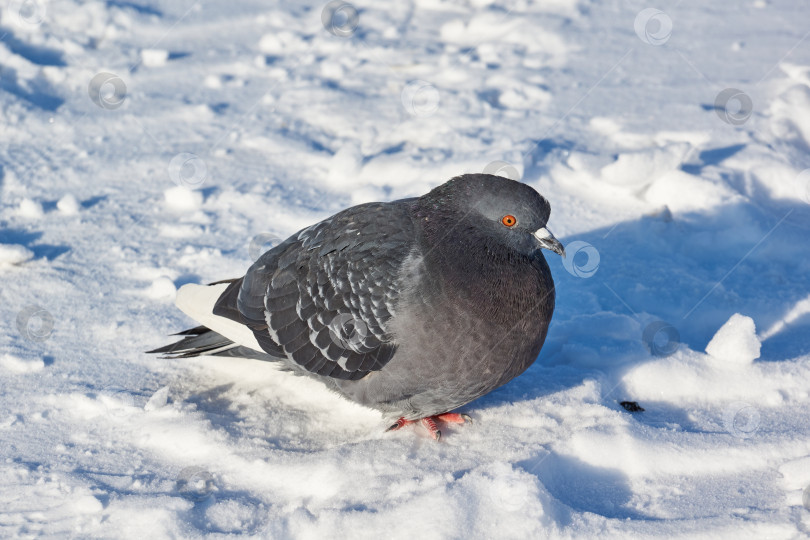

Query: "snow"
(0, 353), (44, 373)
(705, 313), (761, 365)
(17, 198), (43, 219)
(163, 185), (204, 213)
(56, 193), (79, 215)
(143, 276), (177, 301)
(2, 0), (810, 538)
(141, 49), (169, 68)
(0, 243), (34, 266)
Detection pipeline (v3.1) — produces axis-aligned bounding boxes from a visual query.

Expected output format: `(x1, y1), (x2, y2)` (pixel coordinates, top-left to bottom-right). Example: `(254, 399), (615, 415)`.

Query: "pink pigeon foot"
(386, 413), (473, 441)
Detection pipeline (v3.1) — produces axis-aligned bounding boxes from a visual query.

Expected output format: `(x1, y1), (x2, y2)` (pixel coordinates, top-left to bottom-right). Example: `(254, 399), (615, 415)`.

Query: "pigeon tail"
(148, 282), (285, 363)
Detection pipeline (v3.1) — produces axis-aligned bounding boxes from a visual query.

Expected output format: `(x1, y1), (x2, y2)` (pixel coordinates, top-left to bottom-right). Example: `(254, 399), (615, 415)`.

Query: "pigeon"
(149, 173), (565, 440)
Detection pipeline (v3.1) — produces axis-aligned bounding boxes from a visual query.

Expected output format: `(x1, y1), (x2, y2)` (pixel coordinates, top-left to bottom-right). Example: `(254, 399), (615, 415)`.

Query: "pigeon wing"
(219, 200), (416, 380)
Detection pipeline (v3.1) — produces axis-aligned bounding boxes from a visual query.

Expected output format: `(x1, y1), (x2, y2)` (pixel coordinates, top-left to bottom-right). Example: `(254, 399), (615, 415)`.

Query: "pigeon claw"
(385, 412), (472, 440)
(435, 412), (473, 425)
(386, 418), (411, 432)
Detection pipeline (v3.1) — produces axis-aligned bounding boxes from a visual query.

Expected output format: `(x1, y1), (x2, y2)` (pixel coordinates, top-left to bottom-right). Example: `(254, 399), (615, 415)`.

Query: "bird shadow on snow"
(468, 195), (810, 410)
(549, 197), (810, 363)
(456, 194), (810, 519)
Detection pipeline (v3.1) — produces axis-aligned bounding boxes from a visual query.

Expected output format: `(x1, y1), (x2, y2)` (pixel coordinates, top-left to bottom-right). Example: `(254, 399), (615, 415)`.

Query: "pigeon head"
(417, 174), (565, 258)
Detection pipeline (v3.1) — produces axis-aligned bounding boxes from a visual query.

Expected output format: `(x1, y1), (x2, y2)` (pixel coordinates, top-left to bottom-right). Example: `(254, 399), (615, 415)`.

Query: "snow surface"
(2, 0), (810, 538)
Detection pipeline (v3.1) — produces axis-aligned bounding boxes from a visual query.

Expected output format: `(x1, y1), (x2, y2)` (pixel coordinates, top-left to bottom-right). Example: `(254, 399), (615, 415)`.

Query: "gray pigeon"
(149, 173), (564, 440)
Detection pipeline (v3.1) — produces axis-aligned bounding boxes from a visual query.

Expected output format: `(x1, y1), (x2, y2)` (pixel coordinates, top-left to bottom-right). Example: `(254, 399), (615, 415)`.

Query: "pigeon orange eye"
(501, 215), (517, 227)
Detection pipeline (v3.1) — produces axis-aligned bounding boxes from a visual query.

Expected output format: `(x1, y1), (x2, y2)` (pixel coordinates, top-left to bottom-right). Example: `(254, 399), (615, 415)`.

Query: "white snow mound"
(705, 313), (761, 364)
(0, 244), (34, 266)
(163, 186), (203, 212)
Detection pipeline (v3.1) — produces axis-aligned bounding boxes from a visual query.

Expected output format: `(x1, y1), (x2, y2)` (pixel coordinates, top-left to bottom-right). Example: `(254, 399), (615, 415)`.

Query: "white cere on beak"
(532, 227), (565, 257)
(533, 227), (554, 241)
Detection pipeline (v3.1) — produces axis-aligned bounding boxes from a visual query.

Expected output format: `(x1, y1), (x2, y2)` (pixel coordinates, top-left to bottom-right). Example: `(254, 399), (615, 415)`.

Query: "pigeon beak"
(532, 227), (565, 257)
